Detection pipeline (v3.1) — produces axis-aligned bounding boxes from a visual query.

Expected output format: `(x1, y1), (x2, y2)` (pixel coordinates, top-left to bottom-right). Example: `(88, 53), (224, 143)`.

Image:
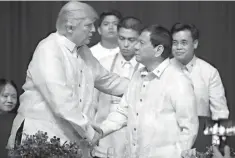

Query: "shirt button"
(133, 143), (135, 146)
(140, 99), (142, 102)
(80, 70), (83, 73)
(136, 113), (139, 116)
(134, 128), (136, 131)
(79, 84), (81, 87)
(143, 85), (145, 88)
(80, 99), (82, 102)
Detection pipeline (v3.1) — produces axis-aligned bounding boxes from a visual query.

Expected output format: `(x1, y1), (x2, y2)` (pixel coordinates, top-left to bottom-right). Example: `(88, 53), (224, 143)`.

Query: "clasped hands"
(88, 123), (103, 147)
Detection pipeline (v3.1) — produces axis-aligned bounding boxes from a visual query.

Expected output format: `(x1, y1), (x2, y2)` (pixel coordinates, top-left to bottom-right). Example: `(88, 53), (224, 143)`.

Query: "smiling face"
(0, 84), (17, 113)
(172, 30), (198, 65)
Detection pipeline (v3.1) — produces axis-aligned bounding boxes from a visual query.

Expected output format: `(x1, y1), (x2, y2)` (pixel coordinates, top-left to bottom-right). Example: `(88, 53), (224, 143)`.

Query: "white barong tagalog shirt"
(101, 58), (199, 158)
(92, 53), (142, 158)
(7, 32), (129, 154)
(171, 56), (229, 120)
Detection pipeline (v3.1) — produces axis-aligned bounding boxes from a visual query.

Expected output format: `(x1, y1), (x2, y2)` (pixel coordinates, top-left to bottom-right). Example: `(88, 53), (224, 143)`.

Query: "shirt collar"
(119, 53), (137, 67)
(170, 55), (197, 73)
(55, 32), (77, 53)
(185, 55), (197, 73)
(140, 58), (170, 78)
(152, 58), (170, 78)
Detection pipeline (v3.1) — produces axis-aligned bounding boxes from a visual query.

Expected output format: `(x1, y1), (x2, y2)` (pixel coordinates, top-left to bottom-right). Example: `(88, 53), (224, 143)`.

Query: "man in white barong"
(7, 2), (129, 157)
(170, 23), (229, 152)
(92, 24), (199, 158)
(91, 17), (143, 158)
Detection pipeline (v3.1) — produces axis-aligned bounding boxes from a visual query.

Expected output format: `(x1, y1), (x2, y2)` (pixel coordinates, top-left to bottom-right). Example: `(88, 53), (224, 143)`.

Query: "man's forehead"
(82, 17), (96, 24)
(139, 31), (150, 40)
(173, 30), (193, 39)
(64, 1), (98, 20)
(75, 10), (98, 20)
(119, 28), (138, 36)
(102, 15), (119, 21)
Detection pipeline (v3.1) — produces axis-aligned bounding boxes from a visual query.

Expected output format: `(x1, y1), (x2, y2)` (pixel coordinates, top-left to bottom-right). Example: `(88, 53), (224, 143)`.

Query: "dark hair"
(98, 9), (122, 27)
(0, 78), (19, 113)
(170, 22), (199, 40)
(117, 16), (143, 34)
(142, 24), (172, 59)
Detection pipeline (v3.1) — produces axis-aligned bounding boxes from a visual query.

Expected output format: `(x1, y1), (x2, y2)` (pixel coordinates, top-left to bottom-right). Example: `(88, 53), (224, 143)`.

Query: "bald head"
(56, 1), (98, 35)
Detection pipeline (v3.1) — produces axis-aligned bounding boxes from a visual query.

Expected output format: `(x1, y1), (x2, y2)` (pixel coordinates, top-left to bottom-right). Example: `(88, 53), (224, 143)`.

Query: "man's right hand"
(90, 124), (103, 147)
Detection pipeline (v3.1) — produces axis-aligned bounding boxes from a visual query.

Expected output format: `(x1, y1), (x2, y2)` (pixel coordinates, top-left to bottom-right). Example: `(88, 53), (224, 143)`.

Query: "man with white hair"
(7, 2), (129, 157)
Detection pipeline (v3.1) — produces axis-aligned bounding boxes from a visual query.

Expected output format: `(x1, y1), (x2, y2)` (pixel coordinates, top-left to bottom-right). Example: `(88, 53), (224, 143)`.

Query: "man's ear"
(98, 27), (101, 35)
(193, 39), (198, 49)
(66, 23), (73, 34)
(154, 45), (164, 57)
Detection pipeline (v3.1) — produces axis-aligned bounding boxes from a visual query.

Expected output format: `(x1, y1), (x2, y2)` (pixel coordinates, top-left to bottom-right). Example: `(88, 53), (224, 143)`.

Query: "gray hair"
(56, 1), (98, 35)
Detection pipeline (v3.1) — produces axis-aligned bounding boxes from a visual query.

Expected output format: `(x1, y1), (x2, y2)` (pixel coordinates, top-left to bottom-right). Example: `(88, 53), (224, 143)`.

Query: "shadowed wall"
(0, 1), (234, 147)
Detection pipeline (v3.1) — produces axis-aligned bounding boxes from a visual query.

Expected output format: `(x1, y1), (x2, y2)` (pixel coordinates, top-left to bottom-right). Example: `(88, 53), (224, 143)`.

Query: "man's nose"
(176, 43), (183, 49)
(124, 40), (129, 47)
(108, 23), (114, 30)
(91, 24), (96, 32)
(134, 42), (140, 50)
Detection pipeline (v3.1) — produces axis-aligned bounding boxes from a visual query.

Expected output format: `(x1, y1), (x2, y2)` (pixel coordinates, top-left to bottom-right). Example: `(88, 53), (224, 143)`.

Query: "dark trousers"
(192, 116), (212, 152)
(14, 120), (24, 148)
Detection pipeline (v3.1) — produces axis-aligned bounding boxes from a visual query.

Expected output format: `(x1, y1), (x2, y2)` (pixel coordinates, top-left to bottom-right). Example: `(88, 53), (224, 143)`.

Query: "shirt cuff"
(100, 124), (111, 137)
(212, 111), (229, 120)
(85, 125), (95, 141)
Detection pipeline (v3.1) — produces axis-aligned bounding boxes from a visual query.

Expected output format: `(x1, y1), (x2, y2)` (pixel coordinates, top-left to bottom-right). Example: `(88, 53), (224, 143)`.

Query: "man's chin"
(175, 57), (190, 65)
(106, 34), (117, 38)
(135, 56), (141, 62)
(84, 39), (91, 45)
(175, 55), (185, 61)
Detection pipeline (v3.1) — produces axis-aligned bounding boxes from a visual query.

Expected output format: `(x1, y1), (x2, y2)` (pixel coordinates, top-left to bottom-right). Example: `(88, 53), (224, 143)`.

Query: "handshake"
(88, 124), (104, 147)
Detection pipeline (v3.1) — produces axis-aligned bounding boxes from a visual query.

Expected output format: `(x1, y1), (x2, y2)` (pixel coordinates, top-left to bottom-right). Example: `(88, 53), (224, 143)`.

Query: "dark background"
(0, 1), (234, 146)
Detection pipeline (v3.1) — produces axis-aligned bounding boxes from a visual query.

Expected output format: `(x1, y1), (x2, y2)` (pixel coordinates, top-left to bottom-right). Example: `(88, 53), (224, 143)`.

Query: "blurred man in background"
(91, 16), (143, 158)
(90, 10), (122, 60)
